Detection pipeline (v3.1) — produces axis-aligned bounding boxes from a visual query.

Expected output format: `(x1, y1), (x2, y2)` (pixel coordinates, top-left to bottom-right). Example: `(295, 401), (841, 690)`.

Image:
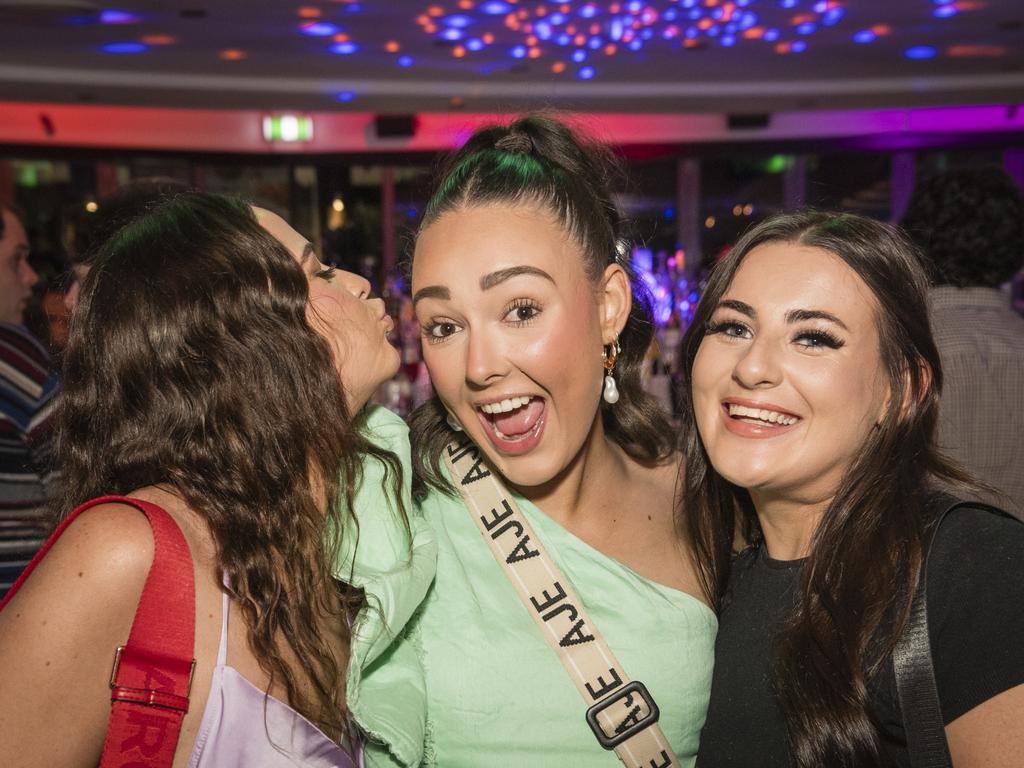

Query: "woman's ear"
(886, 357), (933, 425)
(599, 263), (632, 340)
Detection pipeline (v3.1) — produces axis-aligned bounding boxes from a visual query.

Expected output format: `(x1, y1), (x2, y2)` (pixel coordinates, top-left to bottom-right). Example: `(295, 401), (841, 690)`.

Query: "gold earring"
(602, 339), (621, 404)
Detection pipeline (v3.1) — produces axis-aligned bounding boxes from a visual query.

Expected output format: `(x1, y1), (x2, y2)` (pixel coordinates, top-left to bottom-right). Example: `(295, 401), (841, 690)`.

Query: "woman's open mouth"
(476, 395), (546, 455)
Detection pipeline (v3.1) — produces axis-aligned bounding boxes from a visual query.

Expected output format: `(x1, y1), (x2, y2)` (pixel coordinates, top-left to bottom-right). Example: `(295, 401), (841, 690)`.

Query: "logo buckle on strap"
(585, 680), (661, 750)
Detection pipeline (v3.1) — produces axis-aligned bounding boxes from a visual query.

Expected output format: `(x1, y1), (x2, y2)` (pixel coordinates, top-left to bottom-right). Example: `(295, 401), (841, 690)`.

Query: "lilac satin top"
(188, 589), (361, 768)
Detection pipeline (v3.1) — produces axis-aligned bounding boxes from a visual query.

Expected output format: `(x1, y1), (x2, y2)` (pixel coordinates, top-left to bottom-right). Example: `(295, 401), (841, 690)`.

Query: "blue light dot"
(790, 40), (807, 52)
(664, 9), (677, 21)
(628, 38), (643, 50)
(853, 29), (876, 44)
(610, 18), (624, 40)
(398, 55), (414, 67)
(763, 28), (780, 42)
(813, 0), (828, 11)
(577, 65), (596, 80)
(481, 1), (512, 14)
(557, 33), (572, 45)
(329, 41), (359, 55)
(905, 45), (938, 59)
(99, 10), (140, 24)
(711, 7), (724, 19)
(688, 9), (702, 20)
(724, 22), (737, 34)
(511, 44), (528, 58)
(572, 48), (587, 62)
(779, 0), (798, 8)
(588, 36), (603, 49)
(682, 0), (698, 7)
(933, 5), (957, 17)
(663, 206), (676, 219)
(444, 14), (472, 28)
(100, 41), (147, 54)
(580, 4), (598, 19)
(706, 25), (720, 37)
(344, 3), (362, 12)
(627, 0), (643, 12)
(336, 91), (356, 102)
(641, 28), (653, 39)
(685, 26), (698, 39)
(721, 34), (736, 47)
(466, 37), (484, 51)
(549, 13), (566, 24)
(300, 22), (340, 37)
(536, 21), (552, 39)
(441, 27), (462, 41)
(796, 22), (816, 35)
(822, 8), (845, 25)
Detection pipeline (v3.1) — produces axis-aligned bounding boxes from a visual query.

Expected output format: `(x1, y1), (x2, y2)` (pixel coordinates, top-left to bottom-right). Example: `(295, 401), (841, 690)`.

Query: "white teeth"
(479, 396), (533, 415)
(727, 403), (798, 426)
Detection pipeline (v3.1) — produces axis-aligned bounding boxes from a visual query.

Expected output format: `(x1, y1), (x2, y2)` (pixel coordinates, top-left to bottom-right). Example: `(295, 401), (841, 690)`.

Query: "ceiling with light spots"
(0, 0), (1021, 114)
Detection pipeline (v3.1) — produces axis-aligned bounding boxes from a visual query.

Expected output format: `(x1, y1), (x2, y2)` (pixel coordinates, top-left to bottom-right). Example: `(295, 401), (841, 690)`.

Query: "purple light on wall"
(99, 10), (140, 24)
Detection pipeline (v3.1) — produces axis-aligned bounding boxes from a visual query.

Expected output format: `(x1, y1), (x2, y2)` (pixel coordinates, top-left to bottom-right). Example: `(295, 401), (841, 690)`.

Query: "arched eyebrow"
(716, 300), (849, 331)
(301, 242), (316, 263)
(413, 265), (554, 308)
(479, 265), (555, 291)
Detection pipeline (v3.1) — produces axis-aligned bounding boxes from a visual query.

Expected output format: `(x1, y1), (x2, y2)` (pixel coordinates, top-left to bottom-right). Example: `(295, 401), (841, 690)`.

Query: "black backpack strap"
(893, 494), (1011, 767)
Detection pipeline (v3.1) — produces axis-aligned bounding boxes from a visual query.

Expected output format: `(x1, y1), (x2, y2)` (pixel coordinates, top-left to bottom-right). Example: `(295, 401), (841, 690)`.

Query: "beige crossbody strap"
(443, 438), (680, 768)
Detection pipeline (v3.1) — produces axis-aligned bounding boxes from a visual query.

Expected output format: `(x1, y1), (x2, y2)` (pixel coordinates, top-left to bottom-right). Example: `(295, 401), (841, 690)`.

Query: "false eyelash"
(315, 266), (337, 280)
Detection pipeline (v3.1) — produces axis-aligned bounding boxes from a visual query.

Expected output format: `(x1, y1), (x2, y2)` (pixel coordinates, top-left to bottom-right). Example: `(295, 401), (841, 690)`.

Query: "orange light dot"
(518, 9), (528, 18)
(791, 14), (813, 24)
(459, 0), (473, 7)
(332, 32), (350, 41)
(482, 33), (494, 44)
(428, 5), (444, 17)
(698, 18), (712, 29)
(565, 24), (576, 34)
(774, 42), (791, 54)
(537, 5), (547, 15)
(590, 23), (600, 34)
(219, 49), (247, 60)
(574, 34), (586, 45)
(948, 44), (1007, 57)
(743, 26), (763, 39)
(385, 40), (400, 52)
(871, 24), (892, 36)
(528, 46), (541, 58)
(552, 61), (566, 72)
(453, 45), (466, 57)
(526, 35), (537, 45)
(424, 23), (437, 33)
(683, 38), (700, 48)
(141, 34), (176, 45)
(560, 3), (570, 12)
(416, 14), (429, 24)
(610, 3), (620, 12)
(297, 6), (321, 18)
(604, 43), (616, 55)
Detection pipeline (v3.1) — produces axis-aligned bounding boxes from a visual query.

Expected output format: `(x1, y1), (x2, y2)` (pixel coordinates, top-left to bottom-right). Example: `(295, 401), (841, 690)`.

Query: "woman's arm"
(0, 504), (153, 768)
(947, 684), (1024, 767)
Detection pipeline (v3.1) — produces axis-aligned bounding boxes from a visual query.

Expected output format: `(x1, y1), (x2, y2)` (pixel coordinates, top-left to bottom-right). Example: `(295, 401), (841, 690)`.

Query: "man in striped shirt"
(0, 204), (58, 597)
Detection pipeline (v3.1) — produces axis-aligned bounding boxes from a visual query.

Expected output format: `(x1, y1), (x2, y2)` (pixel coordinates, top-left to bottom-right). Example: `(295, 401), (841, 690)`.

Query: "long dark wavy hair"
(407, 113), (674, 500)
(54, 191), (400, 740)
(678, 212), (972, 766)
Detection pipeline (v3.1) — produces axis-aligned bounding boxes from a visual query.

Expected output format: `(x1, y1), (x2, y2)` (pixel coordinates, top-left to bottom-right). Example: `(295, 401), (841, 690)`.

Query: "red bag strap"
(1, 495), (196, 768)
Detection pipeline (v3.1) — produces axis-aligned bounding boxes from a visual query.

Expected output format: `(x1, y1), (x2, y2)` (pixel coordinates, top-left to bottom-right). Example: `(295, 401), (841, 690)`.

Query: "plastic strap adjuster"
(585, 680), (661, 750)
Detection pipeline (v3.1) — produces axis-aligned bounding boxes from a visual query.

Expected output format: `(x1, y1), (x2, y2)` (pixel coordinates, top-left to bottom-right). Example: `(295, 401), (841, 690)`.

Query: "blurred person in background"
(0, 203), (58, 598)
(901, 166), (1024, 517)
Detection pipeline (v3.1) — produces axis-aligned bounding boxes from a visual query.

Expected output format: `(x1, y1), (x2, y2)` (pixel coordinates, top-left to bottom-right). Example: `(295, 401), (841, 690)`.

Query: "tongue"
(492, 399), (544, 437)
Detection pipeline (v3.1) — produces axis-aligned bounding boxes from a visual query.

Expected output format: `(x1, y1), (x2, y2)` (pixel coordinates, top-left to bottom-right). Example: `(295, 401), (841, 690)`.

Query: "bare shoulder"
(0, 502), (155, 767)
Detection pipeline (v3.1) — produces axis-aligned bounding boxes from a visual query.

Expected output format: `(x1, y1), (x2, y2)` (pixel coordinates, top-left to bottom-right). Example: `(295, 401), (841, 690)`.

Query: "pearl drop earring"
(602, 339), (621, 405)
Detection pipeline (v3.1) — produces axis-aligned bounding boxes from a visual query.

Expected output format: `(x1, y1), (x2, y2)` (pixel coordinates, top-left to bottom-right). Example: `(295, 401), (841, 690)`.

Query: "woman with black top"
(678, 211), (1024, 767)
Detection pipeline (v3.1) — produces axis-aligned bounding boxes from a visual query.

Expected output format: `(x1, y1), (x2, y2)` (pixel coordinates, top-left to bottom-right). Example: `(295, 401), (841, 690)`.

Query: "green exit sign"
(262, 115), (314, 143)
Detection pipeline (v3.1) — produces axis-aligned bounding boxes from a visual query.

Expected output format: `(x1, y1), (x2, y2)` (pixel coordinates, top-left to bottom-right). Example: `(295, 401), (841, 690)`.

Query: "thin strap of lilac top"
(187, 585), (361, 768)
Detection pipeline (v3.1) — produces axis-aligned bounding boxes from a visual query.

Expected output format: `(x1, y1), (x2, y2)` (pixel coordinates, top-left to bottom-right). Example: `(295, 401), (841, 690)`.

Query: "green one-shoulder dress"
(383, 468), (718, 768)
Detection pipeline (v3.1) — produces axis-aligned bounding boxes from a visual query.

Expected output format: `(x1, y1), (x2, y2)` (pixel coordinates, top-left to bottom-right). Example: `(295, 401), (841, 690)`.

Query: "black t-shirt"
(696, 506), (1024, 767)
